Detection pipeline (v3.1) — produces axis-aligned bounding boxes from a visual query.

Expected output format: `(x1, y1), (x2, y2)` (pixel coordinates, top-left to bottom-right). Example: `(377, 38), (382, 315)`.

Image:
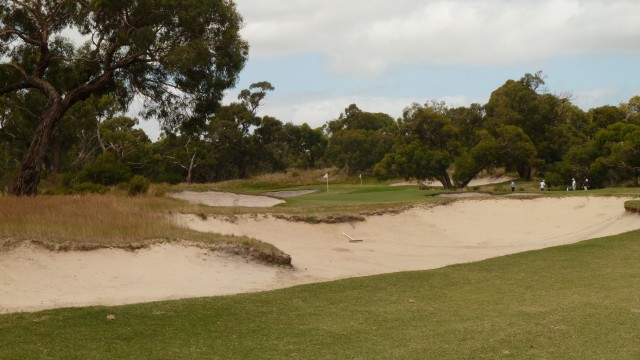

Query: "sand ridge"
(2, 196), (640, 314)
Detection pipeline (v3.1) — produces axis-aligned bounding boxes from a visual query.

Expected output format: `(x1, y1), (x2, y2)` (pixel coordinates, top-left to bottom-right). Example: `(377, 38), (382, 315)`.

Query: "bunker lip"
(2, 196), (640, 314)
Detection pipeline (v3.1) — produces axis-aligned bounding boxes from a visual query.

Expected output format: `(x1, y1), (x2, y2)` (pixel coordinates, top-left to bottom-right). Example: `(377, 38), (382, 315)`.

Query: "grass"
(1, 230), (639, 359)
(159, 175), (453, 221)
(2, 173), (640, 358)
(0, 194), (290, 264)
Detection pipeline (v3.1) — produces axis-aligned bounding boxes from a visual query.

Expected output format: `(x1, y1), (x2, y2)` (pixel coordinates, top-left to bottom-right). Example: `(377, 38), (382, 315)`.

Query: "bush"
(78, 153), (132, 186)
(128, 175), (150, 196)
(74, 182), (109, 194)
(40, 181), (109, 195)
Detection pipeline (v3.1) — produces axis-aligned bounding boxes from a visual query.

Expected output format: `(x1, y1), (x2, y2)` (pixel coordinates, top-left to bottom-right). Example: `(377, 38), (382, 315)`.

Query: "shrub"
(128, 175), (150, 196)
(74, 182), (109, 194)
(78, 153), (132, 185)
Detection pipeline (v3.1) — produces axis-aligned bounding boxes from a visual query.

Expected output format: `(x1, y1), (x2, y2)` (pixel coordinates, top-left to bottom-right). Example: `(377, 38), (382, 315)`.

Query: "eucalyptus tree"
(287, 123), (327, 169)
(484, 72), (584, 179)
(594, 122), (640, 186)
(0, 0), (248, 195)
(324, 104), (396, 174)
(204, 82), (274, 179)
(375, 102), (460, 188)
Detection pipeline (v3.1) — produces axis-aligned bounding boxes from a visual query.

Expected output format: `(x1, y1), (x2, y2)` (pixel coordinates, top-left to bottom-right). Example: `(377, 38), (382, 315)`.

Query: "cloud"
(236, 0), (640, 76)
(252, 94), (487, 129)
(571, 86), (622, 109)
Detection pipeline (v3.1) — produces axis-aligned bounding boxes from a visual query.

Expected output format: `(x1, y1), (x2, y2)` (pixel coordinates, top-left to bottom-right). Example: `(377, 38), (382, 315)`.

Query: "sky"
(138, 0), (640, 140)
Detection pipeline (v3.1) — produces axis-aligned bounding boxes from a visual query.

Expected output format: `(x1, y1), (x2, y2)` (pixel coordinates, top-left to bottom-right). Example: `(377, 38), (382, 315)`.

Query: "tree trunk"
(438, 172), (454, 189)
(51, 141), (63, 174)
(518, 164), (532, 181)
(10, 103), (64, 196)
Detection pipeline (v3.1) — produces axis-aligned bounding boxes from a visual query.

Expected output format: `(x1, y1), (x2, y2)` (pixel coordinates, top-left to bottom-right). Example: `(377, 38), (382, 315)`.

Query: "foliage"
(324, 104), (396, 174)
(78, 152), (132, 186)
(128, 175), (150, 196)
(1, 0), (248, 194)
(4, 63), (640, 191)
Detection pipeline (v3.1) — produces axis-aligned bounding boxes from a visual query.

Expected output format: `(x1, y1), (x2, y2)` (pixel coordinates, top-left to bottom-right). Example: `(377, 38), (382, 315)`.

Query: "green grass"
(163, 182), (452, 221)
(2, 230), (639, 359)
(278, 184), (443, 207)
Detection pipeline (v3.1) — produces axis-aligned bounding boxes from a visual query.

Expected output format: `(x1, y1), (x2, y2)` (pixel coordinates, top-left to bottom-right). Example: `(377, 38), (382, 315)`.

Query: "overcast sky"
(139, 0), (640, 139)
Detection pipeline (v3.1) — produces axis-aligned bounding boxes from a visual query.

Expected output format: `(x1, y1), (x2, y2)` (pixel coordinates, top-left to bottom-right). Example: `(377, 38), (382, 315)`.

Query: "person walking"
(540, 179), (546, 191)
(511, 180), (515, 192)
(583, 178), (589, 190)
(571, 178), (576, 191)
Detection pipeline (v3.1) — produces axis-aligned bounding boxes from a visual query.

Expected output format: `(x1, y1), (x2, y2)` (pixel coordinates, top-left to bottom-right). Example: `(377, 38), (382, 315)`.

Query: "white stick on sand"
(343, 232), (363, 242)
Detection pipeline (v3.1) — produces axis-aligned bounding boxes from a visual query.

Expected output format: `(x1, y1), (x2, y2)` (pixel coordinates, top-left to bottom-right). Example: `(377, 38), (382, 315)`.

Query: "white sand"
(2, 196), (640, 314)
(168, 190), (285, 207)
(391, 176), (513, 187)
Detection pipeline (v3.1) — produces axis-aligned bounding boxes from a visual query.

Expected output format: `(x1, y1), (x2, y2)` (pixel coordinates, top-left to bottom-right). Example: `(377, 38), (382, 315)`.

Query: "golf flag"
(322, 173), (329, 193)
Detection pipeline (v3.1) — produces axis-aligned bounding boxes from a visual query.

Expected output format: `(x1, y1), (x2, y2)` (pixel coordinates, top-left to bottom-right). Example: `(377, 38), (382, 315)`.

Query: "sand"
(2, 195), (640, 314)
(168, 190), (285, 207)
(391, 175), (514, 187)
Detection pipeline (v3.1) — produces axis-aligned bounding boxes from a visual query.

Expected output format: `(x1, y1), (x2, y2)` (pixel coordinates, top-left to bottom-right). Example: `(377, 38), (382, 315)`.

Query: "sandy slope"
(2, 196), (639, 314)
(391, 175), (514, 187)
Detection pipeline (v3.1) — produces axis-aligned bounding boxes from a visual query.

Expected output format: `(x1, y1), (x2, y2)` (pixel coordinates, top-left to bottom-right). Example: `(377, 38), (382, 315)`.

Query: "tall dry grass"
(0, 194), (178, 247)
(0, 194), (291, 264)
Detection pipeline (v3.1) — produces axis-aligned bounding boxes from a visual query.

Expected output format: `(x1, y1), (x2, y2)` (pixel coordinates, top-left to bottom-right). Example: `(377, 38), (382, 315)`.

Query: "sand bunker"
(392, 176), (513, 187)
(2, 196), (640, 313)
(168, 190), (285, 207)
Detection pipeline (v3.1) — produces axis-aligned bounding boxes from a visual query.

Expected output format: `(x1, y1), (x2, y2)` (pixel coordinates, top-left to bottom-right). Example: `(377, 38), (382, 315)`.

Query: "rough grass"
(0, 194), (290, 265)
(1, 230), (639, 359)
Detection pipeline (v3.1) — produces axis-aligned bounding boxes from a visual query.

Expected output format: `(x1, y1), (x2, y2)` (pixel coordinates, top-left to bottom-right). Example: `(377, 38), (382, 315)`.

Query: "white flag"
(322, 173), (328, 180)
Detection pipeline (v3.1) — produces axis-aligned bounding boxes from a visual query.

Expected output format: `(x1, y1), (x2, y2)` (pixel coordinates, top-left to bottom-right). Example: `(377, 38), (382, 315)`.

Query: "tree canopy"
(2, 25), (640, 199)
(1, 0), (248, 195)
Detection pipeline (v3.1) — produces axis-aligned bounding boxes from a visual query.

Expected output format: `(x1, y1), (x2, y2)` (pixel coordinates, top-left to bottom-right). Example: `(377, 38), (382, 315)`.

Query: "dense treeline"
(3, 2), (640, 195)
(2, 71), (640, 193)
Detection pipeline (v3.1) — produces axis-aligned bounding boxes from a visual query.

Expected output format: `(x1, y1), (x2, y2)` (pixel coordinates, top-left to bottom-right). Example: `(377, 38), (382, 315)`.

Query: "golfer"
(540, 179), (546, 191)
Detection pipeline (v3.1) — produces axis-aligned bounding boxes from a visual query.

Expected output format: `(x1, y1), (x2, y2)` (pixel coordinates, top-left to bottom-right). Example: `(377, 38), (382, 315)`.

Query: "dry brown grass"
(0, 194), (177, 246)
(0, 194), (291, 264)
